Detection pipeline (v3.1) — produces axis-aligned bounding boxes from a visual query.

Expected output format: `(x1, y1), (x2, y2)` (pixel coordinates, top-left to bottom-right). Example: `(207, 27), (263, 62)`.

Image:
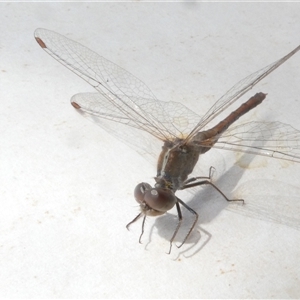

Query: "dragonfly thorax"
(157, 140), (201, 191)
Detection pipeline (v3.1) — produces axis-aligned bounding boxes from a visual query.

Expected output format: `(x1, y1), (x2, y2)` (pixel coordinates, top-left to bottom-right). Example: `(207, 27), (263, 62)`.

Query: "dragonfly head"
(134, 182), (177, 216)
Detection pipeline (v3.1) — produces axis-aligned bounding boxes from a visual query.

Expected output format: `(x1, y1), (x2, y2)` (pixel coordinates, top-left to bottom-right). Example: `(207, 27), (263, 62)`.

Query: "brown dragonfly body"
(35, 28), (300, 252)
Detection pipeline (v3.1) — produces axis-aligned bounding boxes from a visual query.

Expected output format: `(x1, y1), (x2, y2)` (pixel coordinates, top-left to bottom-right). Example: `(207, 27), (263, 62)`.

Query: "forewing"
(71, 92), (201, 158)
(186, 45), (300, 140)
(34, 28), (195, 141)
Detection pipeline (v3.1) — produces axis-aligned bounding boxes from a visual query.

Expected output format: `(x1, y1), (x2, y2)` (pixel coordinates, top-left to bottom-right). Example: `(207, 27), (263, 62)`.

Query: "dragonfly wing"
(71, 92), (202, 140)
(35, 28), (197, 140)
(212, 121), (300, 163)
(186, 45), (300, 140)
(71, 92), (202, 165)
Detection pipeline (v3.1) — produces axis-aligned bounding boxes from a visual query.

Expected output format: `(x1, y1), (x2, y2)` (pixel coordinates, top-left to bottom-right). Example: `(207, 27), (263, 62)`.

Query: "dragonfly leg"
(167, 202), (182, 254)
(181, 179), (244, 204)
(175, 197), (199, 249)
(139, 215), (147, 244)
(126, 213), (147, 244)
(183, 166), (216, 185)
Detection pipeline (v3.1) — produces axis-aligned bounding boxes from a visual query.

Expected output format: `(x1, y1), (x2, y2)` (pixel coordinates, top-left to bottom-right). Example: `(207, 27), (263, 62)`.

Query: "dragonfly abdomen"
(195, 92), (267, 148)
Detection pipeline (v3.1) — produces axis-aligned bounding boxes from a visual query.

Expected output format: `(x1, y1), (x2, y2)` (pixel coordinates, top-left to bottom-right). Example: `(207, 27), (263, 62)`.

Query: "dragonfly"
(35, 28), (300, 253)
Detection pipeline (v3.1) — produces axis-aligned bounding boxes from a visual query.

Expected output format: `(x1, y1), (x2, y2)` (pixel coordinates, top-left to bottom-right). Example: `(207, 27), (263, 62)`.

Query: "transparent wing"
(212, 121), (300, 163)
(34, 28), (193, 141)
(70, 92), (202, 167)
(71, 92), (201, 139)
(186, 45), (300, 140)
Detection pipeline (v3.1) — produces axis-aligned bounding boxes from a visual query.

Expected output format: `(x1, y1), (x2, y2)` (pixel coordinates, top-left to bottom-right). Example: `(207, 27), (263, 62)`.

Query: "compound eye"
(134, 182), (152, 204)
(144, 188), (176, 213)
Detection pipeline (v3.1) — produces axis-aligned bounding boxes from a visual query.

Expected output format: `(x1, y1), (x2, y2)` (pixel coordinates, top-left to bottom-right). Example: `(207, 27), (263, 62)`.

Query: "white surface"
(1, 2), (300, 298)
